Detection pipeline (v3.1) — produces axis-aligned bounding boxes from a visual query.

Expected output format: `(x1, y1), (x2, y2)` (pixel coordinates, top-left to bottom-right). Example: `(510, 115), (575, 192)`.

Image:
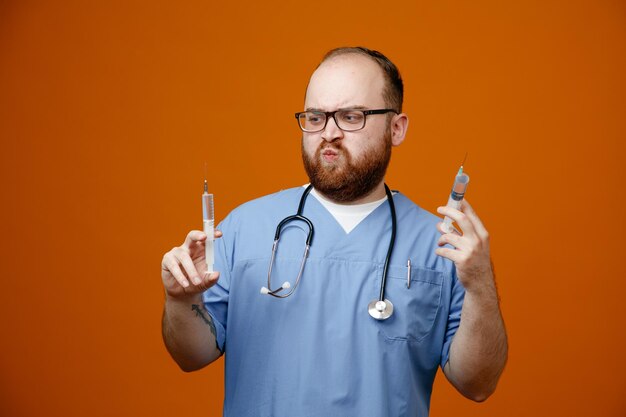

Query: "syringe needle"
(458, 152), (468, 175)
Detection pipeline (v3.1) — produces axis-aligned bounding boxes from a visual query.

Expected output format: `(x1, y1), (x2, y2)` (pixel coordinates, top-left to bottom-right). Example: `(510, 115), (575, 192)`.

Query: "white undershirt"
(308, 186), (388, 234)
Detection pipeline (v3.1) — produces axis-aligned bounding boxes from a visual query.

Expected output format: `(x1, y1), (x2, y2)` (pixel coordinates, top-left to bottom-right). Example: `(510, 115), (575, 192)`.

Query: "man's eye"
(341, 112), (364, 123)
(307, 114), (324, 123)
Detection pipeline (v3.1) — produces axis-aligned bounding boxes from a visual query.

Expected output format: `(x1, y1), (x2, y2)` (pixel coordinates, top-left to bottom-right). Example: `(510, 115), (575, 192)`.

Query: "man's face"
(301, 54), (392, 203)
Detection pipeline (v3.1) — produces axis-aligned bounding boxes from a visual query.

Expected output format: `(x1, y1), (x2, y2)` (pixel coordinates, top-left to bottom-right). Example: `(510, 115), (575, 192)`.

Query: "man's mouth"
(321, 148), (339, 162)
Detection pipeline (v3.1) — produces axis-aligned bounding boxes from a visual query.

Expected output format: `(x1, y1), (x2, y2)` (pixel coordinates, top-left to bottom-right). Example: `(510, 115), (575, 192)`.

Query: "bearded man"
(161, 47), (507, 417)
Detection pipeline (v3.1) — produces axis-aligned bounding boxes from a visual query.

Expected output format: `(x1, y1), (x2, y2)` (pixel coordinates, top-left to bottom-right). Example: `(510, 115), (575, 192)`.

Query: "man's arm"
(436, 201), (508, 401)
(161, 230), (224, 372)
(162, 293), (222, 372)
(442, 268), (507, 401)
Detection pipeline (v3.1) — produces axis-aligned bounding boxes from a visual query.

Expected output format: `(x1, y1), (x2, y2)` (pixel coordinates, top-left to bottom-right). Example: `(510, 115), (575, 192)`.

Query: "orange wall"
(0, 1), (624, 416)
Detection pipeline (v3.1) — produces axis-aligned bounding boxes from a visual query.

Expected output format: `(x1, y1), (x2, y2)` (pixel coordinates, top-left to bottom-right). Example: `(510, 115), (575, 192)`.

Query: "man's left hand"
(435, 200), (493, 292)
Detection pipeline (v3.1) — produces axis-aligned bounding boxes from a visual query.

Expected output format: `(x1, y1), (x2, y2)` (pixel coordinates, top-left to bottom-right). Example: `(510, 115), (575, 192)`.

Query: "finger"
(435, 247), (461, 263)
(183, 230), (207, 248)
(437, 205), (461, 219)
(436, 221), (461, 236)
(196, 271), (221, 292)
(437, 232), (467, 249)
(460, 200), (489, 241)
(162, 255), (190, 288)
(173, 249), (203, 285)
(437, 206), (477, 237)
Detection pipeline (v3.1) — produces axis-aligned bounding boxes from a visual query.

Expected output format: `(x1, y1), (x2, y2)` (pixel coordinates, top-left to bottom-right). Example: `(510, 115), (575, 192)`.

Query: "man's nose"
(321, 116), (344, 142)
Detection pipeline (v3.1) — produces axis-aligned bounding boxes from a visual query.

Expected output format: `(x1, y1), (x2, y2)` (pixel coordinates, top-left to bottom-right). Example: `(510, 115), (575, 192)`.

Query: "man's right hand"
(161, 230), (223, 300)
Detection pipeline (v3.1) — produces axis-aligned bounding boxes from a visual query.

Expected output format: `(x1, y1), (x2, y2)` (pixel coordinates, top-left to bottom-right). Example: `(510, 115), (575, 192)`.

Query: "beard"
(301, 128), (392, 203)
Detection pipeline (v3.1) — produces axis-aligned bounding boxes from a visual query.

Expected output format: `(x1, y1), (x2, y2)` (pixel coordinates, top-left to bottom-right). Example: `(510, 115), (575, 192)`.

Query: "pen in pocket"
(406, 259), (411, 289)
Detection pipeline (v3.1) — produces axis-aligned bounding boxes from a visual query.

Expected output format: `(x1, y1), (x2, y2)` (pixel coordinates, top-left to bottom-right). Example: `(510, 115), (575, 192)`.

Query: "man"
(161, 47), (507, 417)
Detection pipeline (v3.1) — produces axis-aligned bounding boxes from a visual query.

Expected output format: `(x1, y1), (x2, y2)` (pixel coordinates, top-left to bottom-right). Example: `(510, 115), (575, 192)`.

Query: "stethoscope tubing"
(264, 184), (398, 320)
(378, 184), (397, 303)
(264, 185), (314, 297)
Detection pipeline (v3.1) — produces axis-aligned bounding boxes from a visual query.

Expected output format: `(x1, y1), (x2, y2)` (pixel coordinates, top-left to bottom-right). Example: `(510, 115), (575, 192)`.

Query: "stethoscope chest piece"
(368, 299), (394, 320)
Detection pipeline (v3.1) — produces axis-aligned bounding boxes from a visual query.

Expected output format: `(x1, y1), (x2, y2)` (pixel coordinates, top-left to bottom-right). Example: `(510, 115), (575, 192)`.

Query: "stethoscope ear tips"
(260, 282), (292, 296)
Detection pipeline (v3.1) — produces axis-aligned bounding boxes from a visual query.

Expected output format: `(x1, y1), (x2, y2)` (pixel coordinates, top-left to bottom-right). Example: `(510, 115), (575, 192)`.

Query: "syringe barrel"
(442, 173), (470, 233)
(450, 173), (470, 201)
(202, 193), (214, 221)
(204, 221), (214, 273)
(202, 193), (215, 273)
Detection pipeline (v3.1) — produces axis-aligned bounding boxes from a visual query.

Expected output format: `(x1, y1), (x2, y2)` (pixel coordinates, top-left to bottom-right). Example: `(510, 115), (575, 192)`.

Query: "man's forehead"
(305, 54), (386, 108)
(310, 54), (384, 84)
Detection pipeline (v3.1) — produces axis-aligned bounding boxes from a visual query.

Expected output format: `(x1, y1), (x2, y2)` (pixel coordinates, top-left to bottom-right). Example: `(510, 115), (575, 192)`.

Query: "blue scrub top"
(203, 187), (465, 417)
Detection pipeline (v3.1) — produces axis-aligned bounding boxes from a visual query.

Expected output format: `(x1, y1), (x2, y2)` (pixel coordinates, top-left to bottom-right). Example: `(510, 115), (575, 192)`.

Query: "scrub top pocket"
(373, 265), (443, 342)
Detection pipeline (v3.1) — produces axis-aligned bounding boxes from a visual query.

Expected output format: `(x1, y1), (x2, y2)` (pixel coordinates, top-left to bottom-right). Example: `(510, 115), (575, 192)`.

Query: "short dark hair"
(320, 47), (404, 112)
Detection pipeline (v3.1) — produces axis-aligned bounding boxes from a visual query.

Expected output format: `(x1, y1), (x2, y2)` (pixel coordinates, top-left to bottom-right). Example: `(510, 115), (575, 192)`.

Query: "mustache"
(318, 142), (343, 153)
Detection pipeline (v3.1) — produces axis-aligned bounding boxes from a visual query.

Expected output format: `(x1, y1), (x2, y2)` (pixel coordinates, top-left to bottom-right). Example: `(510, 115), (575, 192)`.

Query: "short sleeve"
(202, 221), (232, 353)
(440, 267), (466, 368)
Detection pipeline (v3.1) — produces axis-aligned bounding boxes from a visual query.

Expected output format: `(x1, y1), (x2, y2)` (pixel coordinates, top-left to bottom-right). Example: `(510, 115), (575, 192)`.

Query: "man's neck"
(315, 181), (387, 205)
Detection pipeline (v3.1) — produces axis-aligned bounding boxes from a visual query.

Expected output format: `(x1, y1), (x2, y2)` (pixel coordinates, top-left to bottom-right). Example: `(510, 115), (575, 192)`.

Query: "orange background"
(1, 1), (624, 416)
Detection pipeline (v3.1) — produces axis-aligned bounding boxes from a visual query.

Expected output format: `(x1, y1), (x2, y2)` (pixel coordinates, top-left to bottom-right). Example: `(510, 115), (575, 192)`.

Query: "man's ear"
(390, 113), (409, 146)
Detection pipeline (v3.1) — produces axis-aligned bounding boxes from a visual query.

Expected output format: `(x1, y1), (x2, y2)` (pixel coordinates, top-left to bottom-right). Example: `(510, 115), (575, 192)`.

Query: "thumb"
(197, 271), (220, 292)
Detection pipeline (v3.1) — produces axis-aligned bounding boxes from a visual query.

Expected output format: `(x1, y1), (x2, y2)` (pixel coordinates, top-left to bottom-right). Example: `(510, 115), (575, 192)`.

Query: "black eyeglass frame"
(294, 108), (398, 133)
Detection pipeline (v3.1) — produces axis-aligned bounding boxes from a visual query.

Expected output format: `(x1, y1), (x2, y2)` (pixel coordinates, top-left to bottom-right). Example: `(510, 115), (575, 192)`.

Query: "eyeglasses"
(294, 109), (398, 133)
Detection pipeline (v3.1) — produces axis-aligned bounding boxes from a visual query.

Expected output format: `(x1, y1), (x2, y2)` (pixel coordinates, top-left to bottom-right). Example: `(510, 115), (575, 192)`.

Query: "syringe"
(202, 179), (215, 273)
(442, 158), (470, 234)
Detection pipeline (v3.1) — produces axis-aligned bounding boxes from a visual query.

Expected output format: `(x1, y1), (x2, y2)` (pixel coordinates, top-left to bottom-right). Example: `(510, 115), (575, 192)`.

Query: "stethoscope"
(260, 184), (397, 320)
